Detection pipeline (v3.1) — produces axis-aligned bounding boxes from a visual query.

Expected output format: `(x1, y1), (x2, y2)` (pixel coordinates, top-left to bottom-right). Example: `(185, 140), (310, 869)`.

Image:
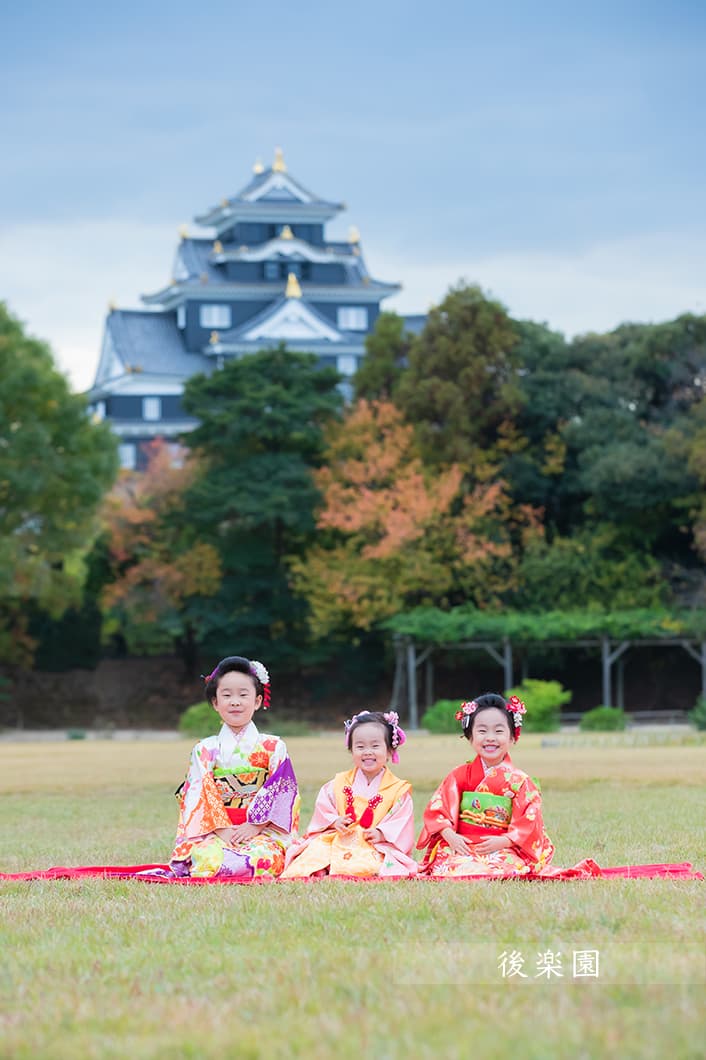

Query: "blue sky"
(1, 0), (705, 389)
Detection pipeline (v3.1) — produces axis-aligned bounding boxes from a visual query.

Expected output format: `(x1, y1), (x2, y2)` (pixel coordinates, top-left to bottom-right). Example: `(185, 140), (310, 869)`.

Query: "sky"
(1, 0), (705, 391)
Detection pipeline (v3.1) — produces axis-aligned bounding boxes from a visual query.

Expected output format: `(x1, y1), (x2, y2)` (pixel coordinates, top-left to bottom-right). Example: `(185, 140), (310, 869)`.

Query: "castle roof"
(195, 149), (344, 229)
(90, 309), (211, 394)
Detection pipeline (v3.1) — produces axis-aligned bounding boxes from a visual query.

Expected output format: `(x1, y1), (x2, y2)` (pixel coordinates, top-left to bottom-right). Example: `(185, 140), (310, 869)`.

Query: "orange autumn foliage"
(101, 440), (221, 641)
(293, 401), (541, 635)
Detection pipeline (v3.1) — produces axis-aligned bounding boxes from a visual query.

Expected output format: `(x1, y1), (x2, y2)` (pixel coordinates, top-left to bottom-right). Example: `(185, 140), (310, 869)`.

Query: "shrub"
(178, 701), (313, 739)
(504, 679), (571, 732)
(688, 696), (706, 731)
(178, 701), (217, 739)
(420, 699), (463, 734)
(580, 705), (627, 731)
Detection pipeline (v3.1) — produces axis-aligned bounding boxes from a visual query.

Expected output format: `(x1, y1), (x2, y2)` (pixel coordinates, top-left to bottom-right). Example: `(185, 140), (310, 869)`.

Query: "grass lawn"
(0, 732), (704, 1059)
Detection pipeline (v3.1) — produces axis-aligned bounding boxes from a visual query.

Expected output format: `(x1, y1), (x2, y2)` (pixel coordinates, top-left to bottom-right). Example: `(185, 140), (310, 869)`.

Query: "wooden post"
(602, 636), (611, 706)
(617, 657), (624, 710)
(406, 638), (418, 730)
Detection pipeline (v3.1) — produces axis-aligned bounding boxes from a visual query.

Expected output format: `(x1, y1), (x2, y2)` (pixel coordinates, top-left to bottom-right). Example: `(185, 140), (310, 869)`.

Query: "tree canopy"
(0, 303), (118, 665)
(179, 346), (343, 668)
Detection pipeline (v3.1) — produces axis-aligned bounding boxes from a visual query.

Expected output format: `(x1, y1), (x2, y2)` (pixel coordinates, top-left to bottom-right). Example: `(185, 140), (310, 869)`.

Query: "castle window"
(199, 304), (232, 329)
(337, 306), (368, 331)
(142, 397), (162, 421)
(336, 354), (358, 377)
(118, 443), (136, 470)
(264, 261), (280, 281)
(177, 305), (186, 329)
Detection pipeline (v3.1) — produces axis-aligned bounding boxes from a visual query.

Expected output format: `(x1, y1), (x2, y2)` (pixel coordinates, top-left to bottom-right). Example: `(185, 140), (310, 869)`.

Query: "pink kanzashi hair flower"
(454, 700), (479, 721)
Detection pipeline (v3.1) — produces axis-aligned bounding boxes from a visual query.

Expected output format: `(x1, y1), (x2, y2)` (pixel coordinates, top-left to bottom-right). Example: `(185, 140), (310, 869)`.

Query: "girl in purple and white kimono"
(170, 655), (299, 879)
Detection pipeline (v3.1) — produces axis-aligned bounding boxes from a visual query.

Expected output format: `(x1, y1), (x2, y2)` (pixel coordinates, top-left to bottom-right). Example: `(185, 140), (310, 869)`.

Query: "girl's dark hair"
(345, 711), (394, 752)
(204, 656), (264, 703)
(462, 693), (519, 742)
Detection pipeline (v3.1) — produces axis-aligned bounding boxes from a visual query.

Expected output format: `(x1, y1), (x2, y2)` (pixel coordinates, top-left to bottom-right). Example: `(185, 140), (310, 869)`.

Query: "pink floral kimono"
(281, 766), (418, 878)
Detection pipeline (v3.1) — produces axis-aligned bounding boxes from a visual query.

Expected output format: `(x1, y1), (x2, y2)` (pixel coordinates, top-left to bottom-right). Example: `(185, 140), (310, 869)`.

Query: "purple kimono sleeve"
(247, 756), (299, 832)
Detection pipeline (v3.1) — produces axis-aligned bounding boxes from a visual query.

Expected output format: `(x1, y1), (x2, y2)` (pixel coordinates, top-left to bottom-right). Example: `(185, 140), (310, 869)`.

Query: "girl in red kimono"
(417, 692), (555, 877)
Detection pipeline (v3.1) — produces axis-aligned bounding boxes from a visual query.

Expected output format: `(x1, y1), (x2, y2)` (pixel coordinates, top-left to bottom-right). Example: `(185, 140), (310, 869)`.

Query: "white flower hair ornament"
(248, 660), (271, 708)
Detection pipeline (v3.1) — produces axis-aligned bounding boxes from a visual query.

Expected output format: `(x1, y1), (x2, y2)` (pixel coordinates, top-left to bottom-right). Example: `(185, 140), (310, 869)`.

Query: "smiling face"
(469, 707), (513, 766)
(211, 669), (262, 733)
(350, 721), (390, 780)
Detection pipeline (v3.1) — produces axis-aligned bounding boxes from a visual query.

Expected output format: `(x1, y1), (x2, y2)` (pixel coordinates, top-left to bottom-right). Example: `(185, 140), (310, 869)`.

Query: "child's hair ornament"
(383, 710), (406, 763)
(506, 694), (526, 737)
(248, 660), (271, 709)
(201, 657), (271, 709)
(343, 709), (407, 763)
(455, 700), (478, 721)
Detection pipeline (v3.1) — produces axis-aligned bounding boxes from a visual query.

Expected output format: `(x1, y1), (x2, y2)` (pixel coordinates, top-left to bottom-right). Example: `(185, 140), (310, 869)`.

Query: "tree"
(394, 283), (522, 469)
(354, 311), (412, 401)
(180, 346), (343, 668)
(100, 439), (222, 673)
(292, 400), (540, 636)
(0, 303), (118, 667)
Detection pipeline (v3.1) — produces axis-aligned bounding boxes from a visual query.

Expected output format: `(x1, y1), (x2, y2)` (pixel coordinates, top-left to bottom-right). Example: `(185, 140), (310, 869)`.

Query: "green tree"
(180, 346), (342, 668)
(99, 440), (222, 675)
(354, 311), (412, 401)
(512, 528), (666, 611)
(0, 302), (118, 667)
(395, 283), (521, 469)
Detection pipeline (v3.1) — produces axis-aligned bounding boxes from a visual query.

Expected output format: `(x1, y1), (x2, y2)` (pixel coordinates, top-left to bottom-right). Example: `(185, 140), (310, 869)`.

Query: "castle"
(87, 149), (417, 468)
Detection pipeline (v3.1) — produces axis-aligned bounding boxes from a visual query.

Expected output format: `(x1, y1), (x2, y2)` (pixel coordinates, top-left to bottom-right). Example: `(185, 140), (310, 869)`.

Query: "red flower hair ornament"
(455, 695), (527, 739)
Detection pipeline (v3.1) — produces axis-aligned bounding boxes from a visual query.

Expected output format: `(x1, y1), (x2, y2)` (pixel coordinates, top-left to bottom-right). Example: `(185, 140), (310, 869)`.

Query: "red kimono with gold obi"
(417, 754), (555, 877)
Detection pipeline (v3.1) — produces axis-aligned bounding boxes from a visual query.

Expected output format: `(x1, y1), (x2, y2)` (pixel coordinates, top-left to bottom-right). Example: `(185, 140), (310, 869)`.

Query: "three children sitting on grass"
(172, 653), (564, 881)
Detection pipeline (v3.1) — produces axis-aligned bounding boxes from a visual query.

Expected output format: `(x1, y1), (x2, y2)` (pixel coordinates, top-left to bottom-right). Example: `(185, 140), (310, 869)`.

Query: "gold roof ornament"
(209, 331), (220, 345)
(280, 224), (294, 240)
(108, 298), (117, 312)
(273, 146), (287, 173)
(348, 225), (360, 244)
(213, 239), (224, 254)
(179, 225), (189, 240)
(221, 197), (230, 207)
(253, 159), (265, 174)
(285, 272), (302, 299)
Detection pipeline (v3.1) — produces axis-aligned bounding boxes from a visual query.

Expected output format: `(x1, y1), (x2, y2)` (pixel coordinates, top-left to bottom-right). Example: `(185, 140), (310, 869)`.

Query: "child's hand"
(333, 815), (354, 833)
(230, 821), (262, 844)
(473, 835), (512, 855)
(441, 828), (472, 856)
(363, 827), (383, 844)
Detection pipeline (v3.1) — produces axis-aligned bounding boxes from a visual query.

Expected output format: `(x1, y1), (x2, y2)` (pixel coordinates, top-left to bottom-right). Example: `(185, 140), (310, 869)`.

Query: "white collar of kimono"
(218, 720), (260, 759)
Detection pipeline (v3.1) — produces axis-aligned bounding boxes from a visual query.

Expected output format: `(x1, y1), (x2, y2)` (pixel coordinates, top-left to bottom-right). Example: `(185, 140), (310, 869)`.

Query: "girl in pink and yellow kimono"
(417, 692), (556, 878)
(169, 655), (299, 880)
(281, 710), (417, 878)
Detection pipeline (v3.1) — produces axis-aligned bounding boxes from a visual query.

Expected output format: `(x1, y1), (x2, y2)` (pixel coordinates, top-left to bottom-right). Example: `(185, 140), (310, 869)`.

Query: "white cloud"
(379, 232), (706, 336)
(1, 222), (704, 395)
(0, 219), (178, 390)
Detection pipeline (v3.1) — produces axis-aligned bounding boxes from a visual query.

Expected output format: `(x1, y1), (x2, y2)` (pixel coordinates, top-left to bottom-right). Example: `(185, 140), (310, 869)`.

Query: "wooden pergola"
(390, 632), (706, 729)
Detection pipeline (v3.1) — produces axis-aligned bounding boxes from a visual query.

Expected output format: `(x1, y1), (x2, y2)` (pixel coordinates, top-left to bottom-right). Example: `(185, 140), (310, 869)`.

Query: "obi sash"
(458, 791), (512, 838)
(212, 766), (268, 809)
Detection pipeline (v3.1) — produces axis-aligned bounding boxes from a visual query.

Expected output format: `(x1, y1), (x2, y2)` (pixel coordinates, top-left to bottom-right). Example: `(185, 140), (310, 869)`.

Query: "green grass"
(0, 734), (704, 1058)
